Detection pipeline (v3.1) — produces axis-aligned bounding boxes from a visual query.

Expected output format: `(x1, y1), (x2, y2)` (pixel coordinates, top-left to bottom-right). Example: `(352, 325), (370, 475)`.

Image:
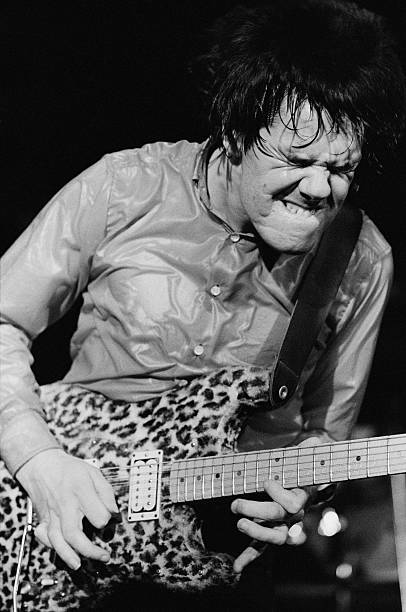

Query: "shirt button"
(230, 233), (240, 243)
(193, 344), (204, 356)
(210, 284), (221, 297)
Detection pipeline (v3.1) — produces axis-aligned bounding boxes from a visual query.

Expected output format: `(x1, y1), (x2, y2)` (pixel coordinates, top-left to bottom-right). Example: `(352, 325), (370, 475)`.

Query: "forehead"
(262, 101), (362, 161)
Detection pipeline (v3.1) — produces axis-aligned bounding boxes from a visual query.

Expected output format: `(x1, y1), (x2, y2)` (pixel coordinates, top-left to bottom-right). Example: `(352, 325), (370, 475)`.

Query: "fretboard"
(168, 433), (406, 503)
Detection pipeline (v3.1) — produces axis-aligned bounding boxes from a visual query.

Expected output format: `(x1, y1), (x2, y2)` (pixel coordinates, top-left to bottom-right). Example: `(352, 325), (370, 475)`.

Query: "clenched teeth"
(283, 201), (317, 216)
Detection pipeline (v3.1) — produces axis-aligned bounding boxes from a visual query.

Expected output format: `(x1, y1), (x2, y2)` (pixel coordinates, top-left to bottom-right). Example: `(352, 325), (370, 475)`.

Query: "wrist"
(0, 410), (62, 477)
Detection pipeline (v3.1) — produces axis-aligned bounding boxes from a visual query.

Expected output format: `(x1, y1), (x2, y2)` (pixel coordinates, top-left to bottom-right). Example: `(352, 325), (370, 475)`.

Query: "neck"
(165, 433), (406, 503)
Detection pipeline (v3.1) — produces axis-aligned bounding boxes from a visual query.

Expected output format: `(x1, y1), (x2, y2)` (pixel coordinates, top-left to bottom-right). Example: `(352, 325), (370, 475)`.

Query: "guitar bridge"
(128, 450), (163, 522)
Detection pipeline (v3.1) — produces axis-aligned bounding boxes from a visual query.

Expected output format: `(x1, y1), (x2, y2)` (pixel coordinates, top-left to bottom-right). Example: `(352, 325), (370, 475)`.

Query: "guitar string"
(96, 440), (406, 479)
(98, 445), (406, 480)
(100, 453), (406, 495)
(97, 437), (406, 475)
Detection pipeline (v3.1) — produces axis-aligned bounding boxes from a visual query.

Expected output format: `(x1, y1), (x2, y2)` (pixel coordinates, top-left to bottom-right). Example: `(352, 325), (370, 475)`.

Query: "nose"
(298, 168), (331, 203)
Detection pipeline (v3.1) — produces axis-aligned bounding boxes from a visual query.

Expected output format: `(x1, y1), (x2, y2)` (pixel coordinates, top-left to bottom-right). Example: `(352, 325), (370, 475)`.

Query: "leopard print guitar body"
(0, 366), (271, 611)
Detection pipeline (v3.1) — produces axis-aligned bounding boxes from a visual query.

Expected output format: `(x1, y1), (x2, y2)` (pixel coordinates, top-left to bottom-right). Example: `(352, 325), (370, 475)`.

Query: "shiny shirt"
(0, 140), (393, 475)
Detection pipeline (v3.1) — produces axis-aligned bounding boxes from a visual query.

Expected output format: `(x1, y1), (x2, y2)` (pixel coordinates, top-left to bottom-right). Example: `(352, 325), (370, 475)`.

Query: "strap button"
(278, 385), (288, 400)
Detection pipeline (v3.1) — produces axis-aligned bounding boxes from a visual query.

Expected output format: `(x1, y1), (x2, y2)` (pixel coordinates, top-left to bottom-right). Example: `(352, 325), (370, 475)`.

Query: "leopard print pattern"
(0, 366), (271, 611)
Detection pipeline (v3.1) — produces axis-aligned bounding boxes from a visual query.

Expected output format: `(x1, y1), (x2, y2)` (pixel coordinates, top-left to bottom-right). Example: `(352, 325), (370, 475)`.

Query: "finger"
(237, 518), (289, 544)
(264, 480), (309, 514)
(90, 469), (119, 514)
(297, 436), (322, 448)
(233, 543), (264, 574)
(231, 498), (287, 522)
(34, 522), (52, 548)
(59, 512), (111, 563)
(76, 483), (112, 530)
(47, 516), (82, 570)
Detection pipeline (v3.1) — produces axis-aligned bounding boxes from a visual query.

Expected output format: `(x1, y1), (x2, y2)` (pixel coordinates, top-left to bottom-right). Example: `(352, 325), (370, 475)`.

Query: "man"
(0, 0), (404, 610)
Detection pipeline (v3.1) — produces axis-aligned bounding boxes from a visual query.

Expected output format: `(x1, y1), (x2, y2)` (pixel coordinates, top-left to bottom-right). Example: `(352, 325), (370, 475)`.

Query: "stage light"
(318, 508), (342, 537)
(336, 563), (353, 580)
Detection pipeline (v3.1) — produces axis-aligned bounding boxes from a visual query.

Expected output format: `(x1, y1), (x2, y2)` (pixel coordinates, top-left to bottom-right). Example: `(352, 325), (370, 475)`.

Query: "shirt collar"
(192, 143), (258, 243)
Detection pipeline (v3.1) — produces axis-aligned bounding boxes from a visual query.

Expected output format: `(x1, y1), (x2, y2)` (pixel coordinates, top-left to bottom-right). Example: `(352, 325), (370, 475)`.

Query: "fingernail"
(72, 561), (81, 571)
(237, 519), (247, 532)
(101, 554), (110, 563)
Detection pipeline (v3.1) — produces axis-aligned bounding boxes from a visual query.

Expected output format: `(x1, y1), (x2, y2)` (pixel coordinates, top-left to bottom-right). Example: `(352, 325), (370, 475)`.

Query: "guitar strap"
(269, 202), (363, 410)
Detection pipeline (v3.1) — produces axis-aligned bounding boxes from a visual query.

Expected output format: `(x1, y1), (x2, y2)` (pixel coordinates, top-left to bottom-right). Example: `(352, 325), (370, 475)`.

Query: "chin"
(259, 231), (319, 253)
(255, 214), (323, 253)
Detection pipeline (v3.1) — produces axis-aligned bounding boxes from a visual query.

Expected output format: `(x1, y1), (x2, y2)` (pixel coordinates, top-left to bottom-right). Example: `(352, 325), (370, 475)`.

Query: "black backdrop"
(2, 0), (406, 431)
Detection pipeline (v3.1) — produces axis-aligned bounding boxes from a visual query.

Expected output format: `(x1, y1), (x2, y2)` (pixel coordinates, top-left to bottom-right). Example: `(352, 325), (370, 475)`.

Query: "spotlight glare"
(317, 508), (342, 537)
(336, 563), (353, 580)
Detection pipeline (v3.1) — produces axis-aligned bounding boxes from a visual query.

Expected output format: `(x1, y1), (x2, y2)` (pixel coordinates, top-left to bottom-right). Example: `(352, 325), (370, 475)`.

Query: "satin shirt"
(0, 140), (393, 475)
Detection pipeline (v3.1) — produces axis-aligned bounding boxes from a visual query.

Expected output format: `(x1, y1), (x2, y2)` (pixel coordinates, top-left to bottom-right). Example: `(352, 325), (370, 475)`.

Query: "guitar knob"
(20, 581), (32, 595)
(40, 576), (56, 587)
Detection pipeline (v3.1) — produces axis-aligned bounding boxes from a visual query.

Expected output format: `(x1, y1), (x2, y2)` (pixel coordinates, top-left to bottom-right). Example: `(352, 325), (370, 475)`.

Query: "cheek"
(241, 182), (267, 213)
(330, 176), (352, 203)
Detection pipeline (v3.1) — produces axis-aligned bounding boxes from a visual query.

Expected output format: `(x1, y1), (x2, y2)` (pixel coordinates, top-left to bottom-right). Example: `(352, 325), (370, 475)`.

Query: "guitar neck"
(167, 433), (406, 503)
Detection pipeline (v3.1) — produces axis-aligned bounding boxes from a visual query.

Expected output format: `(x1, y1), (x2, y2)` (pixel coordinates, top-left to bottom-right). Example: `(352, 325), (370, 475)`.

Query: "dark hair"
(199, 0), (406, 171)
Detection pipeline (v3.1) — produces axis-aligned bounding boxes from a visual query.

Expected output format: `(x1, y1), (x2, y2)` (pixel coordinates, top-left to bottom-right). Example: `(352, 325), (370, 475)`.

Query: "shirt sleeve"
(295, 245), (393, 445)
(0, 156), (112, 476)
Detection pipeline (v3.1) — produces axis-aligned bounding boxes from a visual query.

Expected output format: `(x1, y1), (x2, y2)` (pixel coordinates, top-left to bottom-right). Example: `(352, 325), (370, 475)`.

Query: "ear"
(222, 133), (243, 165)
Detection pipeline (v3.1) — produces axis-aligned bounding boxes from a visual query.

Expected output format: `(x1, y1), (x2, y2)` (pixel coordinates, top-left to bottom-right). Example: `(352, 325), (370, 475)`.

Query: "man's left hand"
(231, 436), (321, 573)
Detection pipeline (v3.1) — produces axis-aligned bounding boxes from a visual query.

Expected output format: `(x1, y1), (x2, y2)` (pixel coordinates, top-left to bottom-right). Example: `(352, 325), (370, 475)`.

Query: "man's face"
(236, 102), (362, 252)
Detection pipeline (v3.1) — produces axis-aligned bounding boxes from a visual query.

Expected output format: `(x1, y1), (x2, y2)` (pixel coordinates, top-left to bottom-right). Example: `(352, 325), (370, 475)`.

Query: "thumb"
(296, 436), (322, 448)
(35, 522), (52, 548)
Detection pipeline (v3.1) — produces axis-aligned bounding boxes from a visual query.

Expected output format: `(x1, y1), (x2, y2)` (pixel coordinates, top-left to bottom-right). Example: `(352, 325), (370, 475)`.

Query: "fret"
(387, 438), (390, 475)
(330, 442), (349, 482)
(329, 445), (333, 482)
(232, 455), (246, 495)
(222, 455), (234, 497)
(297, 446), (314, 487)
(202, 456), (214, 499)
(211, 456), (225, 498)
(256, 453), (269, 492)
(366, 440), (370, 477)
(185, 458), (197, 501)
(270, 449), (283, 483)
(175, 461), (187, 502)
(348, 440), (368, 480)
(242, 456), (250, 493)
(169, 463), (179, 502)
(388, 436), (406, 475)
(282, 447), (299, 488)
(313, 446), (331, 485)
(243, 454), (257, 494)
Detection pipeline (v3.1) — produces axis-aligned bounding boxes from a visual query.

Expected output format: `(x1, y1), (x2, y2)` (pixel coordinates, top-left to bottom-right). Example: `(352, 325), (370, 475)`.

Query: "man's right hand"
(16, 448), (119, 570)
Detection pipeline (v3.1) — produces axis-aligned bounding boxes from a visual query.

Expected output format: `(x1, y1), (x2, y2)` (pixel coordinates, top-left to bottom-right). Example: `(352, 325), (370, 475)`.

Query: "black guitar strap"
(269, 203), (363, 410)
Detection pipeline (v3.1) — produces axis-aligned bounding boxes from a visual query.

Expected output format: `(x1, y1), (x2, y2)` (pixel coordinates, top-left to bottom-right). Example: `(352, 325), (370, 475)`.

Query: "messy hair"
(199, 0), (405, 170)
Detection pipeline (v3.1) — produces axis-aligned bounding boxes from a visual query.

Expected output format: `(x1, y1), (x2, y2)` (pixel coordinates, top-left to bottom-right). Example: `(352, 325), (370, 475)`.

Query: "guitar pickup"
(128, 450), (163, 522)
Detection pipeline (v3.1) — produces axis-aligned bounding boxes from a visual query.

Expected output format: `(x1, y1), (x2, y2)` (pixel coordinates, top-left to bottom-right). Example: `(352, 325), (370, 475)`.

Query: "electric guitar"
(3, 368), (406, 612)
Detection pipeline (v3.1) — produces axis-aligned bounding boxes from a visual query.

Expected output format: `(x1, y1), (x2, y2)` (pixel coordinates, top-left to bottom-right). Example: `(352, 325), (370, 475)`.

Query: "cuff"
(0, 410), (62, 476)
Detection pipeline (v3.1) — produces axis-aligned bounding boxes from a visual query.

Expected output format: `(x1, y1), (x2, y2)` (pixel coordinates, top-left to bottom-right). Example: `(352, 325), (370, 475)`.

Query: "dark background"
(2, 0), (406, 431)
(2, 1), (406, 609)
